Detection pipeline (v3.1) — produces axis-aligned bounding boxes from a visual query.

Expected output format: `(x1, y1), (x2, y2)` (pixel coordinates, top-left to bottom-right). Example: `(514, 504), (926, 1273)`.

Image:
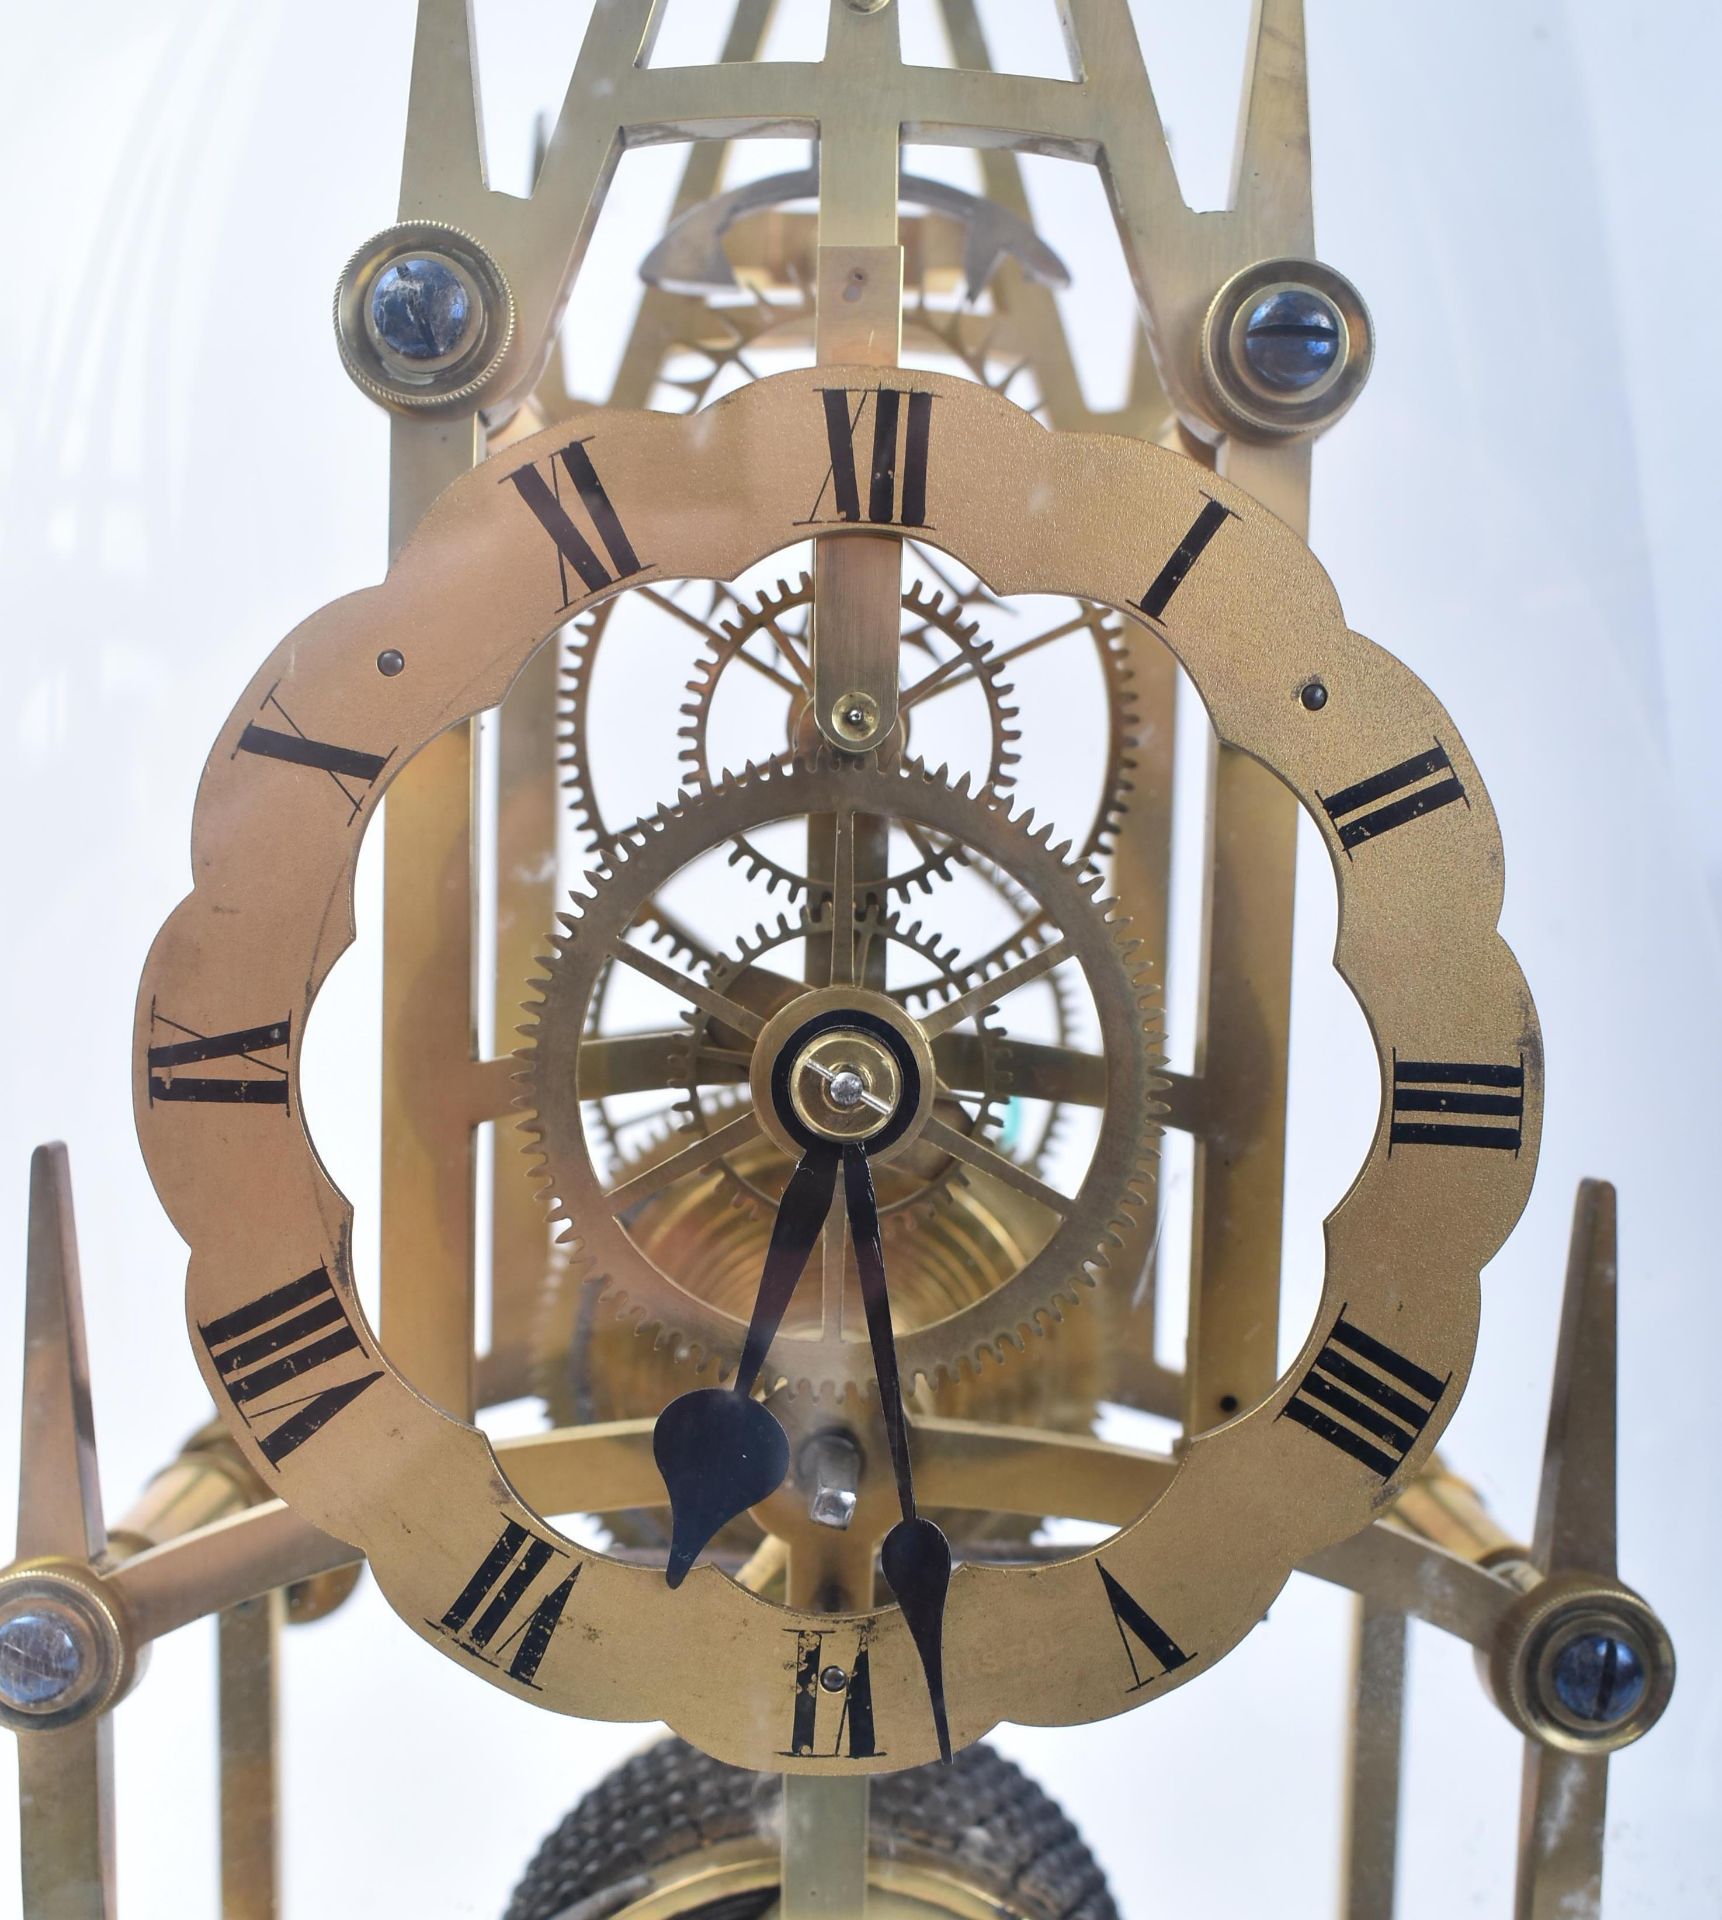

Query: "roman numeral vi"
(781, 1627), (881, 1759)
(198, 1266), (382, 1467)
(434, 1521), (580, 1688)
(1282, 1312), (1448, 1481)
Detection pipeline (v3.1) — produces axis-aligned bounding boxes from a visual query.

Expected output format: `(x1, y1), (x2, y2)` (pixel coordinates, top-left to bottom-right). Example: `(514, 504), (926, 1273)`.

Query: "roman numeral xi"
(434, 1521), (580, 1689)
(803, 387), (934, 529)
(198, 1266), (382, 1467)
(1391, 1054), (1525, 1153)
(1282, 1312), (1449, 1482)
(505, 438), (645, 608)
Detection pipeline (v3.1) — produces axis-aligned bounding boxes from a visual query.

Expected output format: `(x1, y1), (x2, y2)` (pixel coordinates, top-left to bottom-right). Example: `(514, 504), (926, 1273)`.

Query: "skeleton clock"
(0, 4), (1687, 1917)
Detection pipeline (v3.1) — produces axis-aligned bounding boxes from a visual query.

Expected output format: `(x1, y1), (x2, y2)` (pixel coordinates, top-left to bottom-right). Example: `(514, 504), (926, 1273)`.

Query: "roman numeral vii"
(802, 387), (934, 528)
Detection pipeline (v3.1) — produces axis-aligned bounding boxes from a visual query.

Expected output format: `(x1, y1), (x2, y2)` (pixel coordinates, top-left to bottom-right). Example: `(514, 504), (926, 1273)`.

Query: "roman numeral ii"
(1321, 743), (1466, 853)
(1282, 1311), (1448, 1481)
(198, 1266), (381, 1466)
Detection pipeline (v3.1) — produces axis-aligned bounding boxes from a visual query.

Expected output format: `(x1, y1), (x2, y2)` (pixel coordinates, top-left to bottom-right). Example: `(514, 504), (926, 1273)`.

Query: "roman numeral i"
(1282, 1311), (1448, 1482)
(198, 1266), (382, 1467)
(802, 387), (934, 529)
(434, 1520), (580, 1688)
(505, 438), (645, 608)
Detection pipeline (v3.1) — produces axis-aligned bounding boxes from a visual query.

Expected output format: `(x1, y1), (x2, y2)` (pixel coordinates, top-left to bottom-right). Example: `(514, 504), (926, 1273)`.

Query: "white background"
(2, 3), (1719, 1915)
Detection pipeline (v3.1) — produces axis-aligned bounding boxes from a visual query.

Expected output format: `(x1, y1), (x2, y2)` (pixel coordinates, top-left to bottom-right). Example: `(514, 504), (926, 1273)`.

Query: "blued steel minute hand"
(844, 1143), (953, 1763)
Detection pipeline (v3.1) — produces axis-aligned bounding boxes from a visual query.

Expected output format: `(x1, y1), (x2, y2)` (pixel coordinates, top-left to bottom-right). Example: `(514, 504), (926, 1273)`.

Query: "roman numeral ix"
(237, 686), (391, 825)
(505, 437), (645, 608)
(1321, 743), (1467, 853)
(198, 1266), (382, 1467)
(1282, 1311), (1448, 1482)
(1390, 1054), (1525, 1153)
(802, 386), (934, 529)
(1098, 1564), (1192, 1693)
(1136, 497), (1236, 619)
(147, 1005), (291, 1107)
(434, 1521), (580, 1689)
(781, 1627), (880, 1760)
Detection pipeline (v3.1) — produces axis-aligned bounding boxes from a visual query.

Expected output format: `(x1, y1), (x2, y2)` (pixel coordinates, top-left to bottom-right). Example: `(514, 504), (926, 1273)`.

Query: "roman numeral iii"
(803, 387), (934, 528)
(505, 438), (645, 606)
(197, 1266), (382, 1467)
(434, 1520), (580, 1688)
(1390, 1055), (1525, 1152)
(781, 1627), (880, 1759)
(147, 1006), (291, 1107)
(1097, 1564), (1192, 1692)
(1282, 1312), (1448, 1481)
(1321, 743), (1467, 852)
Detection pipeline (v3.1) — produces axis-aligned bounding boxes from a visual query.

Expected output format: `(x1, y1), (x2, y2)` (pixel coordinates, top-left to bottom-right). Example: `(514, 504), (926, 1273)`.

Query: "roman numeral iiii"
(1282, 1312), (1448, 1481)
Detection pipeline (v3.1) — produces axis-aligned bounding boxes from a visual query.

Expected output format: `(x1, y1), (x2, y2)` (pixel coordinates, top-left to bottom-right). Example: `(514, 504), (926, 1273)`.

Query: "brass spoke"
(604, 1109), (764, 1214)
(829, 804), (857, 985)
(919, 1114), (1071, 1216)
(609, 937), (766, 1039)
(918, 937), (1072, 1039)
(900, 608), (1095, 710)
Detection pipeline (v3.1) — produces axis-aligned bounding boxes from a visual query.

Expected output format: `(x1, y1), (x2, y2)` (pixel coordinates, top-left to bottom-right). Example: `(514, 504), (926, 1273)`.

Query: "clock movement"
(0, 4), (1689, 1915)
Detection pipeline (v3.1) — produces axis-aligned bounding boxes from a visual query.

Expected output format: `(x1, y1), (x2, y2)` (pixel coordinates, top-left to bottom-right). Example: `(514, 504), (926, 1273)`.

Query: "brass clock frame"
(133, 367), (1539, 1770)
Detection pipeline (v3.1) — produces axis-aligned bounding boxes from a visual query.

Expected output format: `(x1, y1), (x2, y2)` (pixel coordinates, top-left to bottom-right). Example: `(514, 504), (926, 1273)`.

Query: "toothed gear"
(665, 898), (1009, 1221)
(518, 755), (1162, 1397)
(674, 571), (1021, 902)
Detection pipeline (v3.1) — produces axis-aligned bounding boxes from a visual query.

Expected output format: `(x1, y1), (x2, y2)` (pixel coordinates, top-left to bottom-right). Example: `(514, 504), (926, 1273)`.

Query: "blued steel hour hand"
(652, 1143), (838, 1588)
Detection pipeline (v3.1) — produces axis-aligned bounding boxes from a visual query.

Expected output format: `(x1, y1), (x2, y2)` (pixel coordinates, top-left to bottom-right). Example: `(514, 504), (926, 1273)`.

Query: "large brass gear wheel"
(518, 754), (1162, 1397)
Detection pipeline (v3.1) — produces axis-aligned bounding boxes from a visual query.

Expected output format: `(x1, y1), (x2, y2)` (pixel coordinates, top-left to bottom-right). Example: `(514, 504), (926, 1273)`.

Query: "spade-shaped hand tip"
(883, 1515), (953, 1762)
(654, 1386), (790, 1588)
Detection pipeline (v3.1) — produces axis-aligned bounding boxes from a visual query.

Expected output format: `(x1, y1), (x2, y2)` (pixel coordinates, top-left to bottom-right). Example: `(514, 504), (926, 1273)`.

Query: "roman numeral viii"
(1098, 1564), (1192, 1692)
(505, 438), (645, 608)
(147, 1005), (291, 1107)
(1282, 1312), (1448, 1481)
(434, 1521), (580, 1688)
(803, 387), (934, 528)
(1390, 1054), (1525, 1152)
(781, 1627), (880, 1759)
(1321, 743), (1467, 853)
(198, 1266), (382, 1467)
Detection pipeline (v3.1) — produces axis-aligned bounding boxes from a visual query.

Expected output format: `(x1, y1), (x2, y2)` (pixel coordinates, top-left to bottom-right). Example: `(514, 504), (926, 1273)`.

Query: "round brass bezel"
(134, 366), (1540, 1770)
(1201, 257), (1374, 441)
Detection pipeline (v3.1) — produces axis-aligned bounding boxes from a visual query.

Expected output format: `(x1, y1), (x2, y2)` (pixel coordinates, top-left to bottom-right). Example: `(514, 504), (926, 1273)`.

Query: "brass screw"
(831, 690), (881, 745)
